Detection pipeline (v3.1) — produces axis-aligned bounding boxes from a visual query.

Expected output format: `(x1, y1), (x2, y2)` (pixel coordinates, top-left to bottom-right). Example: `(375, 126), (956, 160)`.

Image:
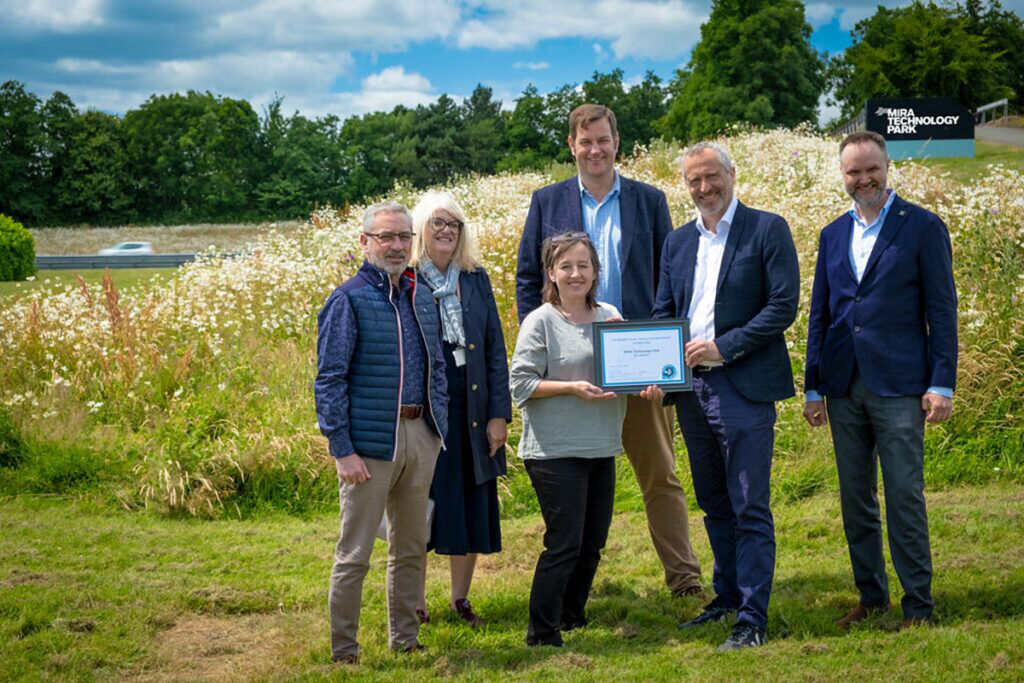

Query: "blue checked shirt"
(579, 172), (623, 313)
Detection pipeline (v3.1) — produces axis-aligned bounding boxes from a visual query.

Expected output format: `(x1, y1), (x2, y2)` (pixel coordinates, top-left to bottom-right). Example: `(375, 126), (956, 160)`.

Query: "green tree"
(123, 91), (261, 221)
(829, 1), (1014, 119)
(462, 84), (504, 174)
(660, 0), (826, 141)
(967, 0), (1024, 110)
(52, 111), (134, 224)
(0, 82), (48, 224)
(256, 98), (347, 217)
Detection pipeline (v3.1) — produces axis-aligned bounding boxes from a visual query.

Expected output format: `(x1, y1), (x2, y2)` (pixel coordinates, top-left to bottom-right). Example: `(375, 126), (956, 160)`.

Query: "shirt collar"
(695, 195), (738, 239)
(849, 189), (896, 229)
(578, 171), (621, 202)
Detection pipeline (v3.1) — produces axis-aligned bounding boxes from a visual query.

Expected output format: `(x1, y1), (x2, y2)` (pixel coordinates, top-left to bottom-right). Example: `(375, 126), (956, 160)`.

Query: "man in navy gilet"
(315, 201), (449, 664)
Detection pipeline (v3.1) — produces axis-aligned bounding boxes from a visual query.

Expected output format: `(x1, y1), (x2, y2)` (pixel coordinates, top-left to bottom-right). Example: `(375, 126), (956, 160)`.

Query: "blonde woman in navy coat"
(411, 190), (512, 627)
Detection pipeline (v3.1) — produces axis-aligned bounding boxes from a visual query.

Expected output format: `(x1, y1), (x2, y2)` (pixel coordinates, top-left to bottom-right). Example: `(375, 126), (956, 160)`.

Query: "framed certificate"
(592, 319), (692, 393)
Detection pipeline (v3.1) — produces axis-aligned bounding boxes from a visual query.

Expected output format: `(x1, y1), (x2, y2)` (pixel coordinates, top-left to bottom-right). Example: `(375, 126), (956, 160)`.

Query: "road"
(976, 125), (1024, 148)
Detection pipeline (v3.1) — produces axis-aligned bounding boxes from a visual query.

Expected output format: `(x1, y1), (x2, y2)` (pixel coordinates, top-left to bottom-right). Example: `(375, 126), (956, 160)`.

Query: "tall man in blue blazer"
(650, 141), (800, 650)
(516, 103), (703, 597)
(803, 131), (957, 630)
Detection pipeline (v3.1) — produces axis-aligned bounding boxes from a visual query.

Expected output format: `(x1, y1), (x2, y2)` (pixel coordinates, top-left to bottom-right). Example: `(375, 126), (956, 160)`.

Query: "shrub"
(0, 213), (36, 281)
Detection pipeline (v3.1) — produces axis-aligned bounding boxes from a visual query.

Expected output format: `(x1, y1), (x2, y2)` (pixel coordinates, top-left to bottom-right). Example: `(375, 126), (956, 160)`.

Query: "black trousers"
(525, 456), (616, 646)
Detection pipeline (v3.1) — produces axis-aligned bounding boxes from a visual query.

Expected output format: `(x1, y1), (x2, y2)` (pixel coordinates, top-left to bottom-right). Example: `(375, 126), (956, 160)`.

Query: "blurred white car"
(97, 241), (154, 255)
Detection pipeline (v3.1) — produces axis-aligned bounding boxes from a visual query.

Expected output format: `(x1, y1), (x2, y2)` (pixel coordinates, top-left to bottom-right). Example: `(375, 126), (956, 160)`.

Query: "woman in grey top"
(509, 232), (634, 647)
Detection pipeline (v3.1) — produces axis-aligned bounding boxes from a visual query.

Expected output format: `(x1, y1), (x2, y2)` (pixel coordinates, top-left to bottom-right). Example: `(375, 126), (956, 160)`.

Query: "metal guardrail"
(831, 108), (866, 137)
(35, 253), (238, 270)
(976, 97), (1009, 125)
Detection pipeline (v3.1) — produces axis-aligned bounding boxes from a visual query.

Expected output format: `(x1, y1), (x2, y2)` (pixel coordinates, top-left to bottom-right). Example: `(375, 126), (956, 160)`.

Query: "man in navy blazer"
(650, 141), (799, 650)
(803, 131), (957, 630)
(516, 104), (703, 597)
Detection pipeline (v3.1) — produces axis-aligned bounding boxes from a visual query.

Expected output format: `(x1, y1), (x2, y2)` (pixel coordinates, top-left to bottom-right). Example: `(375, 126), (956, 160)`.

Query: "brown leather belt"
(399, 404), (423, 420)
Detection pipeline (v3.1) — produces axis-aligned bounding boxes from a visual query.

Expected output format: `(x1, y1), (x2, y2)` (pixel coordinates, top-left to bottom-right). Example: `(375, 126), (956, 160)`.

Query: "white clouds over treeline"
(2, 0), (1022, 119)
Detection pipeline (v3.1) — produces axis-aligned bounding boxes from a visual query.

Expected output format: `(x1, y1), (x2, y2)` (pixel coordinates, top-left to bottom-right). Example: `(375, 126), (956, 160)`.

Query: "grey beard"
(368, 252), (407, 276)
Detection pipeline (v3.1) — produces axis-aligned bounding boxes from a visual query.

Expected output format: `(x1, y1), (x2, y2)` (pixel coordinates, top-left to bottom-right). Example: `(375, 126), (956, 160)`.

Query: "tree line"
(0, 0), (1019, 228)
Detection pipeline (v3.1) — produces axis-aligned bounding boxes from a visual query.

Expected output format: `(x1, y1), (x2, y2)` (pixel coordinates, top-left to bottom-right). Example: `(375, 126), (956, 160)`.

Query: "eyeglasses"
(429, 217), (464, 233)
(364, 231), (415, 245)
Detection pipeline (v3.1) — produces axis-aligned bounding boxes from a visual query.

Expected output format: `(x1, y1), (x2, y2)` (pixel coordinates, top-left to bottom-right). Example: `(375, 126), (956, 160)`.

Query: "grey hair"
(682, 141), (735, 175)
(362, 200), (412, 232)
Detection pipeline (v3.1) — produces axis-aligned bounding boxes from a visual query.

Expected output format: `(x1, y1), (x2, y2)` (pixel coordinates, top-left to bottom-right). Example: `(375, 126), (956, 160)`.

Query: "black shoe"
(679, 605), (736, 629)
(396, 640), (426, 653)
(526, 633), (564, 647)
(717, 623), (765, 651)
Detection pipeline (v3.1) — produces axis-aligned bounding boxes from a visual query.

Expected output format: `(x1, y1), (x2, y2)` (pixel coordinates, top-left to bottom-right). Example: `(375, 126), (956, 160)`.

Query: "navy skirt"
(427, 340), (502, 555)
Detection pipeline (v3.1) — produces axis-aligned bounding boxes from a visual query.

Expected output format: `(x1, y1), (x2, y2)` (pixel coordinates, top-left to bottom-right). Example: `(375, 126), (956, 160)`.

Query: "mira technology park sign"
(866, 97), (974, 160)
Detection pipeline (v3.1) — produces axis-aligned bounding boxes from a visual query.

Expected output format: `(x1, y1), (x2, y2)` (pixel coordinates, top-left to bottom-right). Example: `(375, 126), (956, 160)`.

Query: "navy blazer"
(804, 195), (957, 398)
(653, 201), (800, 403)
(423, 267), (513, 485)
(515, 175), (673, 322)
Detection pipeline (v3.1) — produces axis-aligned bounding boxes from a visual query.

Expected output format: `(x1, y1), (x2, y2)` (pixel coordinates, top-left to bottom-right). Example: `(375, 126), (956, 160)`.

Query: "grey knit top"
(510, 302), (627, 460)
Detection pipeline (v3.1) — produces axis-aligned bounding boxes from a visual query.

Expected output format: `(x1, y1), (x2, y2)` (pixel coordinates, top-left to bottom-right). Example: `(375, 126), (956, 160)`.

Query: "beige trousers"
(328, 417), (441, 659)
(622, 395), (702, 594)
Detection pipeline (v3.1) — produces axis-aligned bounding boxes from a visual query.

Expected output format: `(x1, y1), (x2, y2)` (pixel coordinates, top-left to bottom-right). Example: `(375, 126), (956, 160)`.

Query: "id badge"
(452, 346), (467, 367)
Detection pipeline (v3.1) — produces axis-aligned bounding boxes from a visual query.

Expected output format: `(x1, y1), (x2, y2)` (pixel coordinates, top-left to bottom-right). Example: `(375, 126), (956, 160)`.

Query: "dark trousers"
(675, 368), (776, 630)
(525, 456), (616, 646)
(826, 372), (933, 618)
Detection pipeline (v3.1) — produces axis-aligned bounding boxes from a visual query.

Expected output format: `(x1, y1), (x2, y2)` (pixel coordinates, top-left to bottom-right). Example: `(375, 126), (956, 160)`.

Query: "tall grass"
(1, 129), (1021, 516)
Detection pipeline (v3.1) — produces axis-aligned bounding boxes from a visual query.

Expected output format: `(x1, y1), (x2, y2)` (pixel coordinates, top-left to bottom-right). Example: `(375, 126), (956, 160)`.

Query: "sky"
(2, 0), (1022, 125)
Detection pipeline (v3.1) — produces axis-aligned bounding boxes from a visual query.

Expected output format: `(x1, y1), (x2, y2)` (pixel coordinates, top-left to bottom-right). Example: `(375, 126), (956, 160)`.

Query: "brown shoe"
(673, 585), (705, 598)
(901, 617), (931, 629)
(453, 598), (485, 627)
(332, 654), (359, 665)
(836, 603), (891, 629)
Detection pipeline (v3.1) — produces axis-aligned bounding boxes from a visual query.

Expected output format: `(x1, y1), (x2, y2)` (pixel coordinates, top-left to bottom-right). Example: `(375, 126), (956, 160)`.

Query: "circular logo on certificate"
(662, 364), (676, 379)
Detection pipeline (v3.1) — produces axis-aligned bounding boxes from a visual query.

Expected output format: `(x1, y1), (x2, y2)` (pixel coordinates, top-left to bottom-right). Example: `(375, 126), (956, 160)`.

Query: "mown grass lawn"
(2, 472), (1022, 681)
(0, 268), (176, 302)
(906, 140), (1024, 183)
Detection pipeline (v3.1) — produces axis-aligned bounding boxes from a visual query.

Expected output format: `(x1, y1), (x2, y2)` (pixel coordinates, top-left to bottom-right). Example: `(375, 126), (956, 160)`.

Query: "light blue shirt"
(805, 190), (951, 402)
(849, 189), (896, 282)
(579, 172), (622, 313)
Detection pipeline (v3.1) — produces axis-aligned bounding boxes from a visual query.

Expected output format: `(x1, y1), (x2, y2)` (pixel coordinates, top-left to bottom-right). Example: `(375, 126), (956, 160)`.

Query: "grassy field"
(908, 140), (1024, 183)
(29, 221), (306, 256)
(0, 268), (176, 302)
(2, 472), (1022, 681)
(1, 128), (1022, 679)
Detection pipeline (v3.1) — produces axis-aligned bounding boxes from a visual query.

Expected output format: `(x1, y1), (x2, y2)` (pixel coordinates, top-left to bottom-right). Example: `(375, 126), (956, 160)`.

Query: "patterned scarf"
(419, 260), (466, 348)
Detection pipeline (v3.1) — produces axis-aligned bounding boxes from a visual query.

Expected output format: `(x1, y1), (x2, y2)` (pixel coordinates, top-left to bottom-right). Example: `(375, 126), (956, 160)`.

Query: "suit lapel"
(838, 215), (857, 283)
(715, 201), (746, 295)
(563, 178), (584, 230)
(859, 195), (910, 286)
(618, 177), (636, 267)
(681, 226), (700, 315)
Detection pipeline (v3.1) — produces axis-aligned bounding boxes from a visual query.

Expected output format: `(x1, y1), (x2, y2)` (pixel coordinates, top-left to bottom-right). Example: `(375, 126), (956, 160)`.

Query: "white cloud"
(837, 6), (876, 31)
(1, 0), (106, 31)
(53, 51), (355, 103)
(361, 65), (431, 92)
(457, 0), (706, 61)
(512, 61), (551, 70)
(206, 0), (459, 52)
(804, 3), (837, 27)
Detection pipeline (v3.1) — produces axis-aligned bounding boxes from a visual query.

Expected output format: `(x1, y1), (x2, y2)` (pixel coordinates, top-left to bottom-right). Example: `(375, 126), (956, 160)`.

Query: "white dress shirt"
(688, 197), (738, 366)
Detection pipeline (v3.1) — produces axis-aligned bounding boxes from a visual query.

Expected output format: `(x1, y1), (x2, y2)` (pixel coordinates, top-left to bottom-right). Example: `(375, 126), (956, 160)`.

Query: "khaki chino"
(622, 395), (702, 594)
(329, 416), (441, 659)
